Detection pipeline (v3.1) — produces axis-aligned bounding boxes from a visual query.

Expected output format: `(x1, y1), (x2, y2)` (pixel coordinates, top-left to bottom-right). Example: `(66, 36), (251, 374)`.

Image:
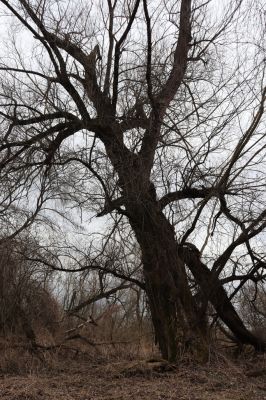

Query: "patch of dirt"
(0, 356), (266, 400)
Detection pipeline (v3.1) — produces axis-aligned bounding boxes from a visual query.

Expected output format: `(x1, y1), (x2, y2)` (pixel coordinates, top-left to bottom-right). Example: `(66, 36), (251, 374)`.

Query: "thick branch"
(156, 0), (192, 110)
(70, 284), (133, 313)
(159, 187), (214, 209)
(139, 0), (192, 173)
(112, 0), (141, 111)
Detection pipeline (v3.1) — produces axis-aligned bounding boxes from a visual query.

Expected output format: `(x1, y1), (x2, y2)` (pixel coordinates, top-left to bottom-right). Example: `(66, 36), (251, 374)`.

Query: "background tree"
(0, 0), (265, 361)
(0, 235), (59, 344)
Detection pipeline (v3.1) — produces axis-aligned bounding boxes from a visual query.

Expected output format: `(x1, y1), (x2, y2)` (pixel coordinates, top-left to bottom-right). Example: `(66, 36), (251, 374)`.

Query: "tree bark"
(125, 189), (205, 361)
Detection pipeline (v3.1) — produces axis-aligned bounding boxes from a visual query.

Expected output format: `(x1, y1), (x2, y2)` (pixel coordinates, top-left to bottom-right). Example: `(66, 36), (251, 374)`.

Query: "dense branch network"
(0, 0), (265, 358)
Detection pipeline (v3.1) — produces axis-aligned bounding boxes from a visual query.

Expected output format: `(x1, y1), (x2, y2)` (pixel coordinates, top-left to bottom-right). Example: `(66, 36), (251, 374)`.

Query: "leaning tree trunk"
(179, 245), (266, 351)
(125, 193), (206, 361)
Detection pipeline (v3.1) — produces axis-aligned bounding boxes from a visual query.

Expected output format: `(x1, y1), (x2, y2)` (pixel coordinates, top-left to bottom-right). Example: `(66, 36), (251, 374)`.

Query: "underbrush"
(1, 330), (265, 378)
(0, 331), (155, 375)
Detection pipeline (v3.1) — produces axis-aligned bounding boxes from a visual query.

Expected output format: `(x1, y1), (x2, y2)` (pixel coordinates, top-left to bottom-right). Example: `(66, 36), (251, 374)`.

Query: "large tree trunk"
(104, 134), (208, 360)
(125, 191), (206, 361)
(179, 245), (266, 351)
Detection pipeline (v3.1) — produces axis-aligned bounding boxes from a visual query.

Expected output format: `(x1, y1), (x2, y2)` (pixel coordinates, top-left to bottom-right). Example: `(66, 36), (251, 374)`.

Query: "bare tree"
(0, 0), (265, 361)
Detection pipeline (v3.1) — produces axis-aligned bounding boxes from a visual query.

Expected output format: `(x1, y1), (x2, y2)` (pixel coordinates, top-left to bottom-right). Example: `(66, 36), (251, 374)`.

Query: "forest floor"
(0, 350), (266, 400)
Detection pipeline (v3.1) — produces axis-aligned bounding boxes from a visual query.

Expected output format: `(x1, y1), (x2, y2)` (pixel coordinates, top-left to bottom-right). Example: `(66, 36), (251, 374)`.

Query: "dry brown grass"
(0, 338), (266, 400)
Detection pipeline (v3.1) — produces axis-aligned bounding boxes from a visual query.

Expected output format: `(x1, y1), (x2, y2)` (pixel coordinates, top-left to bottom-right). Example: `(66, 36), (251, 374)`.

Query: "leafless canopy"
(0, 0), (265, 360)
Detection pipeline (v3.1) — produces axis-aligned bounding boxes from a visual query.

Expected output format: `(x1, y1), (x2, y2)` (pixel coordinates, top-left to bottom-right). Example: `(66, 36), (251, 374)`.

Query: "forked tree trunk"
(126, 197), (206, 361)
(126, 197), (265, 360)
